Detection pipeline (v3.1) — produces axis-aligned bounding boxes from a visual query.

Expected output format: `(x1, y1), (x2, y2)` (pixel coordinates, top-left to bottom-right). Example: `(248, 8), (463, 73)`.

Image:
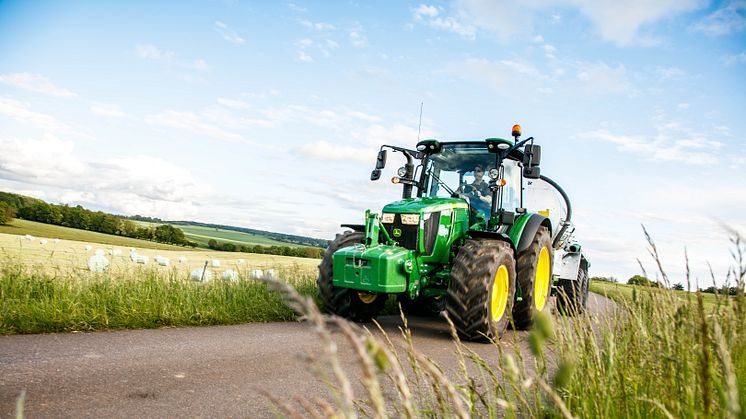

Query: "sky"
(0, 0), (744, 287)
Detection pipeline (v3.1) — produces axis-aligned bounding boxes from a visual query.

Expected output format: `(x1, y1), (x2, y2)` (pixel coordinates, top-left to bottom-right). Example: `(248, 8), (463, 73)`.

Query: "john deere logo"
(393, 228), (402, 237)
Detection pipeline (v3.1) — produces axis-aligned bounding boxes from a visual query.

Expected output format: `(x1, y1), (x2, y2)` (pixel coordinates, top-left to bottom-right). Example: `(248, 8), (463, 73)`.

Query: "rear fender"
(513, 213), (552, 253)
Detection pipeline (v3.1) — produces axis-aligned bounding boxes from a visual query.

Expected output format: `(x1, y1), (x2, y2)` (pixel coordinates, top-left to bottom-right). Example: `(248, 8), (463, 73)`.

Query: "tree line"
(0, 201), (16, 225)
(207, 239), (324, 259)
(0, 192), (195, 247)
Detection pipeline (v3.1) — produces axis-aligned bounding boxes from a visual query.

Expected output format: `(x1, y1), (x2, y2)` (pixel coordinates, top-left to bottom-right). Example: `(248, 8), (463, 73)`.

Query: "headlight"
(489, 168), (499, 179)
(400, 214), (420, 225)
(381, 213), (395, 223)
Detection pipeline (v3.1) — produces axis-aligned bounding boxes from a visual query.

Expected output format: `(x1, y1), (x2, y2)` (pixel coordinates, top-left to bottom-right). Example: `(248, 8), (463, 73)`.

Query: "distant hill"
(0, 191), (328, 249)
(170, 221), (328, 248)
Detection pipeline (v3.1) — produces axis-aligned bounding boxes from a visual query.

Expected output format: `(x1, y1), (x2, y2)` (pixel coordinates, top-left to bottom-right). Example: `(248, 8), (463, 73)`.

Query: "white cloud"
(451, 0), (704, 45)
(411, 3), (477, 39)
(136, 44), (174, 61)
(300, 19), (335, 31)
(90, 103), (127, 118)
(0, 135), (209, 219)
(582, 121), (725, 165)
(217, 97), (250, 109)
(297, 51), (313, 62)
(0, 73), (76, 97)
(145, 110), (245, 142)
(135, 44), (210, 71)
(0, 97), (80, 136)
(349, 26), (368, 48)
(0, 135), (86, 180)
(214, 21), (245, 44)
(691, 0), (746, 36)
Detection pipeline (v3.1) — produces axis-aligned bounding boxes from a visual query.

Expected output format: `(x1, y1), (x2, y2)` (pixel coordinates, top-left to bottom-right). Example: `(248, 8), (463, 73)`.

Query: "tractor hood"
(382, 197), (468, 214)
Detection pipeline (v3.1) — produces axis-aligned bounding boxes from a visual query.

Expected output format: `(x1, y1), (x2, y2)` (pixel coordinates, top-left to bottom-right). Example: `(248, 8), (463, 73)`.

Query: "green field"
(134, 221), (312, 249)
(590, 279), (721, 310)
(177, 224), (309, 248)
(0, 219), (187, 251)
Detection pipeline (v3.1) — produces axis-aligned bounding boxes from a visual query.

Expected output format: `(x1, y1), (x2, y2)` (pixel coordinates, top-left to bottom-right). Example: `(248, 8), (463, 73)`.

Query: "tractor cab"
(418, 141), (523, 225)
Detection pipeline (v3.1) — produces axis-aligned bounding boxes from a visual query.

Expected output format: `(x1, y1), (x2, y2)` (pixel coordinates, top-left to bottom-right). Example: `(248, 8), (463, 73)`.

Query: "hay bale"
(155, 256), (170, 267)
(249, 269), (263, 279)
(178, 256), (188, 264)
(135, 255), (149, 265)
(221, 269), (239, 281)
(211, 259), (221, 268)
(88, 254), (110, 272)
(39, 239), (48, 245)
(190, 268), (213, 283)
(85, 245), (93, 251)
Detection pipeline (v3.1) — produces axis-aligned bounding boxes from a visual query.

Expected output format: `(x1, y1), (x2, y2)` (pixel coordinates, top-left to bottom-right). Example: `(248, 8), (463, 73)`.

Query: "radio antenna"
(417, 102), (424, 141)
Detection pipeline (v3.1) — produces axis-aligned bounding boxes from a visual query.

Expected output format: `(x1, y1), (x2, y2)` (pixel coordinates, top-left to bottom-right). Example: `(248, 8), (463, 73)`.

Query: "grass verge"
(256, 233), (746, 418)
(0, 261), (319, 334)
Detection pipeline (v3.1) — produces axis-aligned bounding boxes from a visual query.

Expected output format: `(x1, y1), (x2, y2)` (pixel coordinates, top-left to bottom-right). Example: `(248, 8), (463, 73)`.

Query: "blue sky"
(0, 1), (744, 286)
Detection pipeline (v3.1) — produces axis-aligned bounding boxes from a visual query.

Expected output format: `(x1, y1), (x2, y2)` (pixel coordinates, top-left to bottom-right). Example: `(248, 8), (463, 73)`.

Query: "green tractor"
(318, 125), (590, 341)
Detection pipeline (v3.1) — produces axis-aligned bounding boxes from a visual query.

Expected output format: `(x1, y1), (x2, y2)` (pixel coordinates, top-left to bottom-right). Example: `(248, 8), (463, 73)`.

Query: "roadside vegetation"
(3, 227), (744, 417)
(256, 233), (745, 418)
(0, 259), (320, 334)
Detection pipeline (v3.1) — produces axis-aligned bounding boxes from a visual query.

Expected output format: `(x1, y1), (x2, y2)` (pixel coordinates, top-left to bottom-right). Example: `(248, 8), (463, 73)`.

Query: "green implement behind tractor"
(318, 125), (590, 341)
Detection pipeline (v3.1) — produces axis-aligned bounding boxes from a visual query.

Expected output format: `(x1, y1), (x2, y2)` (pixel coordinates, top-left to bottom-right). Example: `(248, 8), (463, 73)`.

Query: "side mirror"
(370, 169), (382, 181)
(523, 144), (541, 167)
(523, 166), (540, 179)
(375, 150), (387, 169)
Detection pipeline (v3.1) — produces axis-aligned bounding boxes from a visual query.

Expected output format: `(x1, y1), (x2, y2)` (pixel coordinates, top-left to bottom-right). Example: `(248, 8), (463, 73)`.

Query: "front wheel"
(317, 230), (386, 322)
(446, 239), (516, 341)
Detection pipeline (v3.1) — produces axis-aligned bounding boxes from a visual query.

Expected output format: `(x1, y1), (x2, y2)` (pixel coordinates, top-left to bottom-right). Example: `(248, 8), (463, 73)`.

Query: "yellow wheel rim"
(491, 265), (509, 322)
(534, 247), (551, 311)
(358, 291), (377, 304)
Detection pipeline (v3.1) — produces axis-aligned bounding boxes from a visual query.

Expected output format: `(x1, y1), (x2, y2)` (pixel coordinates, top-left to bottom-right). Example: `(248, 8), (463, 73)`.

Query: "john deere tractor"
(318, 125), (590, 341)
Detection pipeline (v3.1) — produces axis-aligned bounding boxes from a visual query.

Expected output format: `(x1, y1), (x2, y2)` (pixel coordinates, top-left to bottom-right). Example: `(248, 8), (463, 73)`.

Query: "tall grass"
(258, 232), (746, 418)
(0, 260), (319, 334)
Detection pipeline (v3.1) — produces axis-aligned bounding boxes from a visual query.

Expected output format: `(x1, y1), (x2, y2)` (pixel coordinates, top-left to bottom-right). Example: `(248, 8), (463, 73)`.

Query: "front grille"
(422, 212), (440, 255)
(382, 214), (418, 251)
(381, 212), (440, 254)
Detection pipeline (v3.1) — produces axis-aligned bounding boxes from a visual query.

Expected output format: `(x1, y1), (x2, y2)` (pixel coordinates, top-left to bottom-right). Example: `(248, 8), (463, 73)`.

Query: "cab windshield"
(421, 142), (523, 214)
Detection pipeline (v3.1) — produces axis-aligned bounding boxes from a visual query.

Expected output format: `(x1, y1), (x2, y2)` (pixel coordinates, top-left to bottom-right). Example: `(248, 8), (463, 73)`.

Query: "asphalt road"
(0, 294), (614, 418)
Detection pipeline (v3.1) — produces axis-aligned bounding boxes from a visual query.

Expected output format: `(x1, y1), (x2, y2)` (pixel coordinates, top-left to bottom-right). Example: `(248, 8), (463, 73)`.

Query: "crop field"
(0, 227), (323, 335)
(0, 219), (190, 251)
(176, 224), (308, 248)
(591, 279), (720, 310)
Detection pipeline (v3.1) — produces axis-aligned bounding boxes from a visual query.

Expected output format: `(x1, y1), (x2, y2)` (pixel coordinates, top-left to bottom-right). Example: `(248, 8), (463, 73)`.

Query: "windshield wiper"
(428, 169), (456, 196)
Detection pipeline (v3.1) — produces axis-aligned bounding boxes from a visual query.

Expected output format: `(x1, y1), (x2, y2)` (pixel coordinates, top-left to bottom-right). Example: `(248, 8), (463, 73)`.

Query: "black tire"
(398, 295), (446, 317)
(317, 231), (386, 322)
(512, 226), (554, 329)
(556, 261), (589, 316)
(446, 239), (516, 341)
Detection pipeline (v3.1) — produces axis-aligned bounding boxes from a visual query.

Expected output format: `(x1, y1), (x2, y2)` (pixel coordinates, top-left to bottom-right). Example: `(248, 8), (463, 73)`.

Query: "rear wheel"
(512, 226), (553, 329)
(317, 231), (386, 322)
(557, 261), (589, 316)
(446, 239), (516, 341)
